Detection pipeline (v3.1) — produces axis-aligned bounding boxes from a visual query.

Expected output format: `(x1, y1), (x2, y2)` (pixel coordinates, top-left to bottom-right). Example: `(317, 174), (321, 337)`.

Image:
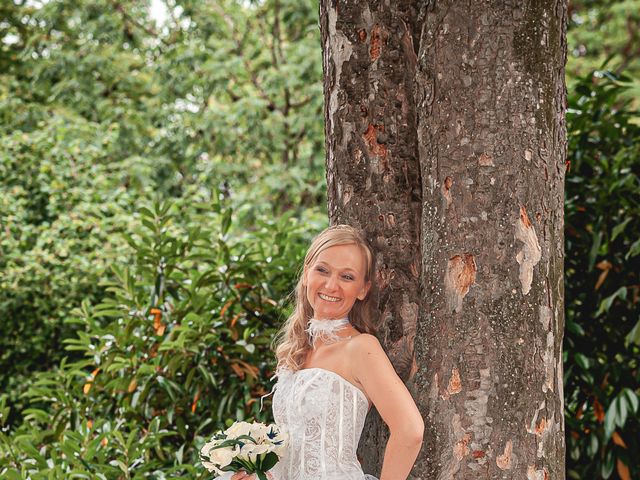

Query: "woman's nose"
(324, 274), (339, 290)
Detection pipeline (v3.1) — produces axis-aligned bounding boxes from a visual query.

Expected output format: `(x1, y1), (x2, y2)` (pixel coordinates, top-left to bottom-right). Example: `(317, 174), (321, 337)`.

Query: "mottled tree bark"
(320, 1), (567, 479)
(319, 0), (423, 471)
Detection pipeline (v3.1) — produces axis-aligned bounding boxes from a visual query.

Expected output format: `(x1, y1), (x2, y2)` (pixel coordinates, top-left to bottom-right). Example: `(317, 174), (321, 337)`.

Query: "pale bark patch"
(525, 149), (533, 162)
(386, 212), (396, 227)
(399, 299), (418, 332)
(527, 465), (548, 480)
(556, 352), (565, 432)
(539, 305), (552, 331)
(496, 440), (514, 470)
(527, 400), (556, 459)
(537, 411), (555, 458)
(515, 206), (542, 295)
(441, 176), (453, 207)
(324, 5), (353, 138)
(539, 305), (556, 393)
(454, 432), (472, 460)
(542, 330), (555, 393)
(429, 373), (440, 406)
(436, 413), (468, 478)
(444, 253), (477, 313)
(447, 367), (462, 395)
(527, 400), (546, 435)
(463, 367), (493, 465)
(478, 152), (495, 166)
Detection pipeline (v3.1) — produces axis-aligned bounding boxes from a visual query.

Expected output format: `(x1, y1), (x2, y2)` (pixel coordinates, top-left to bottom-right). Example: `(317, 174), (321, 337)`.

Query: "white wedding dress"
(267, 367), (379, 480)
(212, 366), (379, 480)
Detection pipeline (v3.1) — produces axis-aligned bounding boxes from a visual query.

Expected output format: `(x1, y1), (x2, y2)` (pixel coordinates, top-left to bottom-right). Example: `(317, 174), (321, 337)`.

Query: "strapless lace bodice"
(268, 367), (378, 480)
(210, 367), (378, 480)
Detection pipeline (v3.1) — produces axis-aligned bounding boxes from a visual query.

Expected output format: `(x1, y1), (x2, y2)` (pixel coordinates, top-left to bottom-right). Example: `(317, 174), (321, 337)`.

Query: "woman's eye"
(316, 267), (327, 273)
(343, 275), (354, 281)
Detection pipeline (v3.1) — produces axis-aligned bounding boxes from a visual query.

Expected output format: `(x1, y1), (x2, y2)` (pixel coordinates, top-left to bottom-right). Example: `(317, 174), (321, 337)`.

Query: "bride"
(230, 225), (423, 480)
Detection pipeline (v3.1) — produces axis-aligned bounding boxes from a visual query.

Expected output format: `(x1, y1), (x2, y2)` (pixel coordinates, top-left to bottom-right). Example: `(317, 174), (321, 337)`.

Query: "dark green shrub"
(0, 115), (151, 422)
(564, 69), (640, 480)
(0, 197), (324, 478)
(1, 0), (326, 414)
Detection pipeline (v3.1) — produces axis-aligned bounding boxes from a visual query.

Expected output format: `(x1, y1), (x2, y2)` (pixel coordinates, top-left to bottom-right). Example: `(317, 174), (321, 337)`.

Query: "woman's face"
(303, 243), (371, 320)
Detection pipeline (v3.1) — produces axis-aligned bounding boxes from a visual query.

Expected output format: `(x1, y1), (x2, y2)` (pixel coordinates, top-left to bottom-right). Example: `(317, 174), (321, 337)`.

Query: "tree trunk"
(319, 0), (423, 469)
(321, 1), (568, 479)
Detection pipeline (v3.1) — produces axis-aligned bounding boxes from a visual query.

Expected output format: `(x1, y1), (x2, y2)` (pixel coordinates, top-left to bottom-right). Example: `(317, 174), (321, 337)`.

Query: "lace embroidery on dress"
(214, 367), (378, 480)
(268, 367), (378, 480)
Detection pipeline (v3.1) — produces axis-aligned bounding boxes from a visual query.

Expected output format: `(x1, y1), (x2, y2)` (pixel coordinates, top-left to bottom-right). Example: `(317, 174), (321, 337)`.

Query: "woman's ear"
(357, 280), (372, 300)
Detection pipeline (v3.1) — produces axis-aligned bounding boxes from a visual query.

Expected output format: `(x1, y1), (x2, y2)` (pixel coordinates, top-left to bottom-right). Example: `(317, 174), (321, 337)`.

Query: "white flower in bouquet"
(200, 420), (288, 480)
(238, 442), (272, 463)
(224, 420), (254, 438)
(200, 443), (238, 474)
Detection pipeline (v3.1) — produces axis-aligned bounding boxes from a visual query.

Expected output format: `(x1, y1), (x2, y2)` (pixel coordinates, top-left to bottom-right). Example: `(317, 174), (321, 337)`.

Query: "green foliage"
(567, 0), (640, 92)
(0, 0), (325, 422)
(564, 69), (640, 480)
(0, 1), (327, 475)
(0, 114), (151, 420)
(0, 197), (322, 477)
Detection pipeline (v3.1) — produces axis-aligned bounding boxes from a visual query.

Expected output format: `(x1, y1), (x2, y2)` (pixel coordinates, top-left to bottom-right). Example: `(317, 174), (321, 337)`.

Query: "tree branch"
(272, 0), (292, 118)
(614, 16), (640, 75)
(111, 0), (170, 47)
(210, 2), (279, 113)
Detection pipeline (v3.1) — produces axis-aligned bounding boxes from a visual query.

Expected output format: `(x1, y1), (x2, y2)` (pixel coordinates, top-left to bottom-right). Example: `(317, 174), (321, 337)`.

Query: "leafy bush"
(0, 197), (324, 478)
(0, 0), (327, 426)
(564, 69), (640, 480)
(0, 114), (151, 421)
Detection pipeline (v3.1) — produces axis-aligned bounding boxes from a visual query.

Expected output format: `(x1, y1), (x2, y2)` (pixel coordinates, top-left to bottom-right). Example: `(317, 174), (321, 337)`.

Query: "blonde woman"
(232, 225), (424, 480)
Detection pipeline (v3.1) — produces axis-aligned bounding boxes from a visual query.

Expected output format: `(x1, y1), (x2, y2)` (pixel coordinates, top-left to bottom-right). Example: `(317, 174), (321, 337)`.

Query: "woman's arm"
(378, 430), (423, 480)
(349, 334), (424, 480)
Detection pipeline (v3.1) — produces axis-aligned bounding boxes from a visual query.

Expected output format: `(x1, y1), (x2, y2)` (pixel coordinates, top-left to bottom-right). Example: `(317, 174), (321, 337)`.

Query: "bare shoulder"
(347, 332), (384, 356)
(346, 333), (391, 377)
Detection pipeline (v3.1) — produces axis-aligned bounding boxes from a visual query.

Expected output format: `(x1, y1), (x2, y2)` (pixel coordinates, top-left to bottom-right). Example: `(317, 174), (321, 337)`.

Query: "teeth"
(319, 293), (341, 302)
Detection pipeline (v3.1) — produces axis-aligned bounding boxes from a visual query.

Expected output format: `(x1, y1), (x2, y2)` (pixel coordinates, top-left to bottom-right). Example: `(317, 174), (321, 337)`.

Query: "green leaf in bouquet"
(235, 433), (259, 445)
(260, 451), (279, 471)
(229, 458), (255, 473)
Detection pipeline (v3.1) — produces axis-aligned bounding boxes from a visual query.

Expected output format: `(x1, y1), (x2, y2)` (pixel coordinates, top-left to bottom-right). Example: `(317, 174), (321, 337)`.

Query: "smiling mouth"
(318, 293), (341, 302)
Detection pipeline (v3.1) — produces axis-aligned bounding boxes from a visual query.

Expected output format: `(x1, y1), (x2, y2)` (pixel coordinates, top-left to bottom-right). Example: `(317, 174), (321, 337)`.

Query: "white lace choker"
(306, 317), (351, 348)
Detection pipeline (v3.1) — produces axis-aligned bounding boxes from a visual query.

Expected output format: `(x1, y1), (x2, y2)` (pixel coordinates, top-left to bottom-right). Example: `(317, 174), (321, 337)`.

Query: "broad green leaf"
(625, 319), (640, 347)
(596, 286), (627, 317)
(611, 217), (632, 241)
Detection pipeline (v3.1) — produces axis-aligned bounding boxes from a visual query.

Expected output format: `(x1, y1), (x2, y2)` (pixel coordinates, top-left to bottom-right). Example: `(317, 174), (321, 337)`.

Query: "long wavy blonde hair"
(273, 224), (377, 371)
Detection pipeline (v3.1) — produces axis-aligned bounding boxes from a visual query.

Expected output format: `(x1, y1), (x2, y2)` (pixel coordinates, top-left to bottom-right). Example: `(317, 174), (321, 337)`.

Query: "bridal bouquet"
(200, 421), (287, 480)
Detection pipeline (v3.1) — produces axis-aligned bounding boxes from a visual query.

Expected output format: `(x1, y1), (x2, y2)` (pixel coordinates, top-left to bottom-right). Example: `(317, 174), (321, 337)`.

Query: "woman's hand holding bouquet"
(200, 421), (287, 480)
